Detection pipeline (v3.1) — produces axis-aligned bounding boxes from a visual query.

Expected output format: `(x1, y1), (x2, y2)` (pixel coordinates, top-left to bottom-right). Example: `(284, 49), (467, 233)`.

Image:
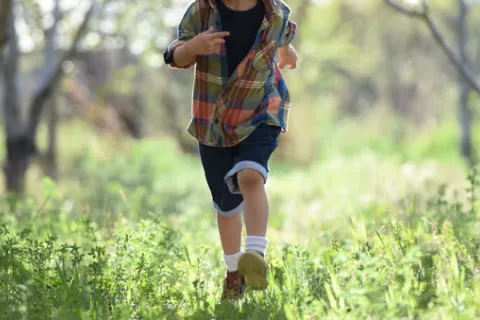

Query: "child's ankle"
(223, 250), (244, 272)
(245, 236), (268, 257)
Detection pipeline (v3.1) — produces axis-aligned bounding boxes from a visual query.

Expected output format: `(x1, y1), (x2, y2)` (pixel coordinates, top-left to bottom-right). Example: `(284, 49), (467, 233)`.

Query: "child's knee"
(217, 212), (241, 221)
(237, 169), (264, 191)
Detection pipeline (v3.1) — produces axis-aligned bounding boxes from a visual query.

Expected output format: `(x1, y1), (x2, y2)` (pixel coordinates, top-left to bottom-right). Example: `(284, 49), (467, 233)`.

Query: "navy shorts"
(199, 123), (281, 217)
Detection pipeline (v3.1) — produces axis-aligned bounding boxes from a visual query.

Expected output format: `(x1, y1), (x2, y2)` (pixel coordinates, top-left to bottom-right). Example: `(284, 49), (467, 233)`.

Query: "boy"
(163, 0), (297, 300)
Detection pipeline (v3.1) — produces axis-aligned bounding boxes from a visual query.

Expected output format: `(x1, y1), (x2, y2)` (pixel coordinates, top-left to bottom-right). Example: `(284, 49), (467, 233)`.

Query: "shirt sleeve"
(164, 1), (202, 69)
(278, 6), (297, 47)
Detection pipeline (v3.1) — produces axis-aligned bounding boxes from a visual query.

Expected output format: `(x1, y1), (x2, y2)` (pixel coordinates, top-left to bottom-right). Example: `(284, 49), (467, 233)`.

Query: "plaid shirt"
(165, 0), (296, 147)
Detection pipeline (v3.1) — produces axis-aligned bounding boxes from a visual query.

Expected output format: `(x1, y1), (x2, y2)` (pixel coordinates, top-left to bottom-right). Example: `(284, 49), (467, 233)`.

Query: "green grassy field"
(1, 121), (480, 319)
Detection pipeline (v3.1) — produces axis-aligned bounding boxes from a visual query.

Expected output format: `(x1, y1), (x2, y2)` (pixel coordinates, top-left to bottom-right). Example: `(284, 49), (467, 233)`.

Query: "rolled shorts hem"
(214, 201), (244, 217)
(224, 160), (268, 194)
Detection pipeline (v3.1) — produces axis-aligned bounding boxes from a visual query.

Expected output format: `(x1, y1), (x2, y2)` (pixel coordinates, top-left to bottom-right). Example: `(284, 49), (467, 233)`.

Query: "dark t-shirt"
(217, 0), (265, 77)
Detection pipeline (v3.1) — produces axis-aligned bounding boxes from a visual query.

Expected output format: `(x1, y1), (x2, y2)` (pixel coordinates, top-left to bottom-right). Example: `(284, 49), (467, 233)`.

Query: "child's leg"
(237, 170), (268, 237)
(223, 124), (281, 289)
(225, 124), (281, 254)
(224, 124), (281, 255)
(216, 211), (246, 301)
(217, 213), (242, 255)
(198, 143), (245, 271)
(217, 213), (243, 274)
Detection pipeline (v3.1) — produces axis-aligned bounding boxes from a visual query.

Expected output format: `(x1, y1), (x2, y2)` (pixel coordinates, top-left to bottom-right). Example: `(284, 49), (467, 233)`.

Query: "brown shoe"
(238, 251), (268, 290)
(221, 271), (246, 301)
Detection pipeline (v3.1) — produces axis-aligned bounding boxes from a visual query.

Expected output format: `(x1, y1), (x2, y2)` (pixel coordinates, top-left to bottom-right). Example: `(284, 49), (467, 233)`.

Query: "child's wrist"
(278, 44), (289, 53)
(185, 38), (199, 58)
(185, 39), (198, 57)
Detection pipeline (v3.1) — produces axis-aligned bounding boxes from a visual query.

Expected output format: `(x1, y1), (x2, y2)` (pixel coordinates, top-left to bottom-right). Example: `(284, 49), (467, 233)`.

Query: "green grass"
(1, 130), (480, 319)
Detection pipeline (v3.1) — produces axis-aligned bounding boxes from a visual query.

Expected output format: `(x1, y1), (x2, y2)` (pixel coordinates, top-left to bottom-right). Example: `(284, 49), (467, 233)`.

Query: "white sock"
(245, 236), (269, 256)
(223, 250), (244, 272)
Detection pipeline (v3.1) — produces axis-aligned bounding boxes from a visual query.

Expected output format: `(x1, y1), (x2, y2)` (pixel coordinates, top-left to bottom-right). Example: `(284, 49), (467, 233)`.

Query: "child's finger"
(202, 27), (214, 34)
(214, 38), (225, 45)
(209, 31), (230, 39)
(278, 61), (285, 69)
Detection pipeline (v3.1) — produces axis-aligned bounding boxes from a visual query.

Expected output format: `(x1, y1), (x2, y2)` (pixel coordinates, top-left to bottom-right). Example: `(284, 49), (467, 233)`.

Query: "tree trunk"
(2, 5), (32, 193)
(5, 138), (35, 193)
(42, 0), (60, 181)
(456, 0), (474, 163)
(45, 97), (58, 180)
(459, 85), (473, 161)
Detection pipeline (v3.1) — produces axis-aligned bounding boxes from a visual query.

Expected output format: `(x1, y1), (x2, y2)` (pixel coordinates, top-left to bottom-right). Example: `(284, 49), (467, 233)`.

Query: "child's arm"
(173, 28), (229, 68)
(164, 2), (229, 69)
(163, 2), (200, 69)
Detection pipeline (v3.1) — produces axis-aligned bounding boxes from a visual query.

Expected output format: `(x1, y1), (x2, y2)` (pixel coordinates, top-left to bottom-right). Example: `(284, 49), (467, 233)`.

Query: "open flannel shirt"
(164, 0), (296, 147)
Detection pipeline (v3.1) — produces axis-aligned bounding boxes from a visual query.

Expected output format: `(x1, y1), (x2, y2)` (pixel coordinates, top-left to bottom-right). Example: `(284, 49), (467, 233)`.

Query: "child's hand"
(278, 45), (297, 70)
(187, 27), (230, 56)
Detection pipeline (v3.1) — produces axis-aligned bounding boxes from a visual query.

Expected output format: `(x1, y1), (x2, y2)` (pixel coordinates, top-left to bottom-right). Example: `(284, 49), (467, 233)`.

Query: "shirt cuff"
(280, 21), (297, 47)
(163, 41), (177, 65)
(163, 40), (196, 69)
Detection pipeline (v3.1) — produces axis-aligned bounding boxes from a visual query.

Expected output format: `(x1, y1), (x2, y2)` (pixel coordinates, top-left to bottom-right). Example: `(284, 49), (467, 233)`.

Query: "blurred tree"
(2, 0), (94, 193)
(385, 0), (479, 162)
(58, 0), (184, 140)
(455, 0), (474, 163)
(42, 0), (61, 181)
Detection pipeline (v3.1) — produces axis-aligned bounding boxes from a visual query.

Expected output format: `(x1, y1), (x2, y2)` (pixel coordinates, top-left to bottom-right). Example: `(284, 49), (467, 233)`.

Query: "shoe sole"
(238, 251), (268, 290)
